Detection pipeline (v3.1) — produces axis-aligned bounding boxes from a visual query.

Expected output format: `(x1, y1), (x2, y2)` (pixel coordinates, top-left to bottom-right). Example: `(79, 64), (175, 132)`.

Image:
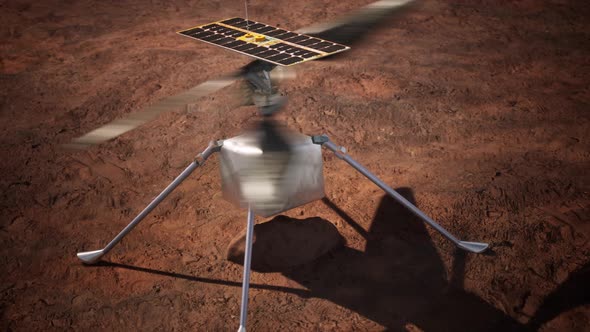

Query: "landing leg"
(238, 207), (256, 332)
(313, 135), (488, 254)
(76, 140), (223, 264)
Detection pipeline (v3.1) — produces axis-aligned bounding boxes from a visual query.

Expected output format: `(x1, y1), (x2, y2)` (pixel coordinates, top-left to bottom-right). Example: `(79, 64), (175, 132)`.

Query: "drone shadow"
(88, 188), (590, 330)
(301, 193), (590, 331)
(281, 190), (522, 331)
(92, 261), (311, 298)
(526, 260), (590, 331)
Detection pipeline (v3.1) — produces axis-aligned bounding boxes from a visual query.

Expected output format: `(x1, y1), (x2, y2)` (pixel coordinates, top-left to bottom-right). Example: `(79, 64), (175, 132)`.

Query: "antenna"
(244, 0), (250, 31)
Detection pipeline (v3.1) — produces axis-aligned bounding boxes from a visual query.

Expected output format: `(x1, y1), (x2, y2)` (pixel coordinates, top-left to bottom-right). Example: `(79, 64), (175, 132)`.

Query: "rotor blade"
(270, 65), (297, 81)
(64, 74), (238, 149)
(296, 0), (416, 46)
(65, 0), (415, 150)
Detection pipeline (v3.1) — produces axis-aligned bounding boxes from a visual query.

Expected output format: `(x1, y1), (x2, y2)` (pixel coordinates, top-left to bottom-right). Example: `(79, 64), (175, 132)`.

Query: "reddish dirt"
(1, 0), (590, 331)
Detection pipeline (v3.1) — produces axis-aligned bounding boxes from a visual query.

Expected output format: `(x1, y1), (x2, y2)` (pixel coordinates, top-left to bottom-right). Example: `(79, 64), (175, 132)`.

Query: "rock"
(522, 294), (542, 317)
(226, 215), (345, 272)
(51, 318), (69, 328)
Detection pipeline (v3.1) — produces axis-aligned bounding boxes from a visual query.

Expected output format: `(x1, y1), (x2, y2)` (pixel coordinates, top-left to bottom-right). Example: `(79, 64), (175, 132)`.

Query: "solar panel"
(178, 18), (350, 66)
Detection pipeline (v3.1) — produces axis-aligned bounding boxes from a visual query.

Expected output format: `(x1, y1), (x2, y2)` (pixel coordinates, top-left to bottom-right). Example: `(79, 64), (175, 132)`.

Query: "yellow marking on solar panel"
(236, 32), (268, 44)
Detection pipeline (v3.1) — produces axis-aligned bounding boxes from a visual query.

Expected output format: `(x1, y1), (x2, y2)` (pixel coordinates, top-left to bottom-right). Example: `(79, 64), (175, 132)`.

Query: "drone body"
(220, 119), (325, 217)
(74, 1), (488, 331)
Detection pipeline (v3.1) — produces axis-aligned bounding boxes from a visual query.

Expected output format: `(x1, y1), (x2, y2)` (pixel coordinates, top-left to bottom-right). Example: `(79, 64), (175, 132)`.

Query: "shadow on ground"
(280, 189), (521, 331)
(92, 187), (590, 331)
(526, 260), (590, 331)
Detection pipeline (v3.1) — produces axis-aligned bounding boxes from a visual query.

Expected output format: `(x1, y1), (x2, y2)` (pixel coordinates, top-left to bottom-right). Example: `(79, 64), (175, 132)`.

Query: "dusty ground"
(1, 0), (589, 331)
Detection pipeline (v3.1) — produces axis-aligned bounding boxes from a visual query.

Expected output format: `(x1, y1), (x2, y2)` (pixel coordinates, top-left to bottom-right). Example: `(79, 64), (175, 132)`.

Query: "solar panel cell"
(209, 24), (225, 31)
(284, 46), (303, 54)
(277, 56), (304, 65)
(292, 49), (320, 58)
(220, 18), (243, 25)
(247, 23), (266, 30)
(284, 35), (307, 43)
(265, 53), (292, 62)
(318, 44), (347, 53)
(225, 30), (245, 37)
(214, 26), (234, 33)
(181, 27), (203, 36)
(193, 30), (213, 38)
(230, 20), (256, 28)
(243, 46), (268, 55)
(211, 33), (228, 41)
(234, 43), (258, 52)
(211, 37), (235, 45)
(273, 45), (291, 51)
(265, 29), (289, 37)
(311, 42), (332, 49)
(223, 40), (247, 48)
(226, 21), (243, 28)
(199, 34), (224, 42)
(291, 49), (306, 55)
(274, 32), (298, 39)
(296, 38), (323, 46)
(256, 49), (280, 58)
(269, 43), (287, 50)
(298, 52), (318, 59)
(251, 26), (275, 34)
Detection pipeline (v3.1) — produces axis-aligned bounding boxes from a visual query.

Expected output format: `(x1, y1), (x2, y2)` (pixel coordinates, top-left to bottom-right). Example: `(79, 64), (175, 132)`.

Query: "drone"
(73, 1), (488, 331)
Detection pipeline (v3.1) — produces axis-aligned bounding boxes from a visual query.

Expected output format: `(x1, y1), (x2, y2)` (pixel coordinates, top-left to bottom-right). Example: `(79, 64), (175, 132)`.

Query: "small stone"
(77, 166), (92, 180)
(554, 268), (569, 284)
(405, 323), (424, 332)
(559, 226), (574, 242)
(40, 297), (56, 306)
(522, 294), (542, 317)
(51, 319), (68, 328)
(486, 210), (502, 218)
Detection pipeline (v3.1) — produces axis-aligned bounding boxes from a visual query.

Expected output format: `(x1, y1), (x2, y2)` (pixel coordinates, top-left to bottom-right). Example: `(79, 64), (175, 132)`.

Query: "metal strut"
(312, 135), (488, 254)
(76, 140), (223, 264)
(238, 207), (256, 332)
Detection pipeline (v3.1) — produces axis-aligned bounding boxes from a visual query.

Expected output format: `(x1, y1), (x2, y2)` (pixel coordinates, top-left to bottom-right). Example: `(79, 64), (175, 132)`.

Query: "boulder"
(226, 215), (345, 272)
